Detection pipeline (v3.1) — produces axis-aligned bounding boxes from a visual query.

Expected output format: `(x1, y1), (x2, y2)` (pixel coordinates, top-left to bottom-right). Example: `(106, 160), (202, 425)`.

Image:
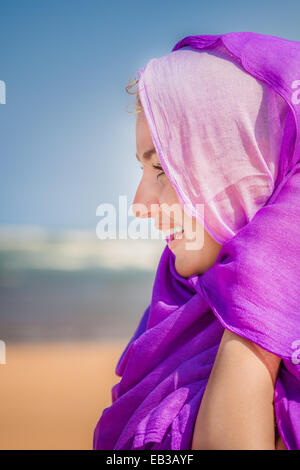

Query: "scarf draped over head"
(93, 32), (300, 450)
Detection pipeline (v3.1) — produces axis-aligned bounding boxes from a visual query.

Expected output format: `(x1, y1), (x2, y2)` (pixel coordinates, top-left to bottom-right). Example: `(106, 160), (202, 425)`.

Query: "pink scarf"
(137, 42), (289, 243)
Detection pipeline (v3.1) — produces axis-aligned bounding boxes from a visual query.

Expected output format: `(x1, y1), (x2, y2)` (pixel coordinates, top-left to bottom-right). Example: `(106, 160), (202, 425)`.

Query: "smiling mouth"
(165, 228), (185, 243)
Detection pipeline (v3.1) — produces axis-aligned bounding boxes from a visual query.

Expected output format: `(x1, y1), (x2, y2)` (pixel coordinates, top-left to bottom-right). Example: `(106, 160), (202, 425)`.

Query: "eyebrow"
(136, 147), (156, 162)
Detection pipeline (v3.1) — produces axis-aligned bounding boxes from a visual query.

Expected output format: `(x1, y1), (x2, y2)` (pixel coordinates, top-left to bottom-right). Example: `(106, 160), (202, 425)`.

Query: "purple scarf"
(93, 32), (300, 450)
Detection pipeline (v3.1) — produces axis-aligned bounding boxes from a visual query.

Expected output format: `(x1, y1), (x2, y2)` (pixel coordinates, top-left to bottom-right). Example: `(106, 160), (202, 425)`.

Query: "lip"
(155, 222), (184, 241)
(157, 225), (177, 230)
(167, 230), (185, 247)
(165, 228), (185, 244)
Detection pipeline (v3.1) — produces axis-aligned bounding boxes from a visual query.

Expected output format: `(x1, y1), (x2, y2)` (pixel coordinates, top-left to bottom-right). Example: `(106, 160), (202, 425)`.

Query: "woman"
(93, 32), (300, 450)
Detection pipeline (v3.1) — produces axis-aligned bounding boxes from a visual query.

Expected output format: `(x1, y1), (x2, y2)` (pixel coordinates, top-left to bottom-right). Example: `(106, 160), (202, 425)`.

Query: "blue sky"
(1, 0), (300, 230)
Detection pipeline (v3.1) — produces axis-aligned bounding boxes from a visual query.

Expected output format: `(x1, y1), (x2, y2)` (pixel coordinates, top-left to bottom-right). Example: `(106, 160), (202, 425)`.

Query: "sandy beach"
(0, 340), (128, 450)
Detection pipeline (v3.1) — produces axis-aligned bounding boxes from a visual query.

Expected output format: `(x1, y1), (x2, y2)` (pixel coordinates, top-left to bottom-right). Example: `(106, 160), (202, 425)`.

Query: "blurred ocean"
(0, 225), (166, 343)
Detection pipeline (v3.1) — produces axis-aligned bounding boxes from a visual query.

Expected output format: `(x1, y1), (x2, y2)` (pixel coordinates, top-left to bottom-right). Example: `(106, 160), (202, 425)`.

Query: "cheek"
(165, 183), (180, 203)
(159, 183), (182, 213)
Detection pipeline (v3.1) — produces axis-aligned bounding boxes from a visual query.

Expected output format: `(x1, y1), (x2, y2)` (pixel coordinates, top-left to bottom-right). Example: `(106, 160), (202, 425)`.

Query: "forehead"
(136, 112), (155, 158)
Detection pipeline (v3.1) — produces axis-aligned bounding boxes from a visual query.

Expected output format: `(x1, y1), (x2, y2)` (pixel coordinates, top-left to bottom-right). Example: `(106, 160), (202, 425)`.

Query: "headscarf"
(136, 42), (290, 244)
(93, 32), (300, 450)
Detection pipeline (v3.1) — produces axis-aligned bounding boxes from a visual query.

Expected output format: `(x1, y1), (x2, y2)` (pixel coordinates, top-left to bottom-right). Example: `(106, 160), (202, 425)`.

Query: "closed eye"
(152, 164), (165, 178)
(138, 163), (165, 179)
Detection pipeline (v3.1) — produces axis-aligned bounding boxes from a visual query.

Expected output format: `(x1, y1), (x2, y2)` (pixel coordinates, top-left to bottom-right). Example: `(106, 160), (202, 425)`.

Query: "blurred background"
(0, 0), (299, 450)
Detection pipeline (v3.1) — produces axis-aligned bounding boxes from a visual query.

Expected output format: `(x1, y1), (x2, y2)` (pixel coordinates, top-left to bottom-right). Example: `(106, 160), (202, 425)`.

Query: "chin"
(173, 249), (205, 278)
(174, 256), (194, 279)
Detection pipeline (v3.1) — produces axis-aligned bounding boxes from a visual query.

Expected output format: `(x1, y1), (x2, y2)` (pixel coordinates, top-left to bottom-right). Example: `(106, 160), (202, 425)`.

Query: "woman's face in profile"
(133, 110), (222, 279)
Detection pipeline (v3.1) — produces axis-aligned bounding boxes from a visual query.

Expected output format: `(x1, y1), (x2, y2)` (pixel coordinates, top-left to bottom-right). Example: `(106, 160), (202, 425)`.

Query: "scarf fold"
(93, 32), (300, 450)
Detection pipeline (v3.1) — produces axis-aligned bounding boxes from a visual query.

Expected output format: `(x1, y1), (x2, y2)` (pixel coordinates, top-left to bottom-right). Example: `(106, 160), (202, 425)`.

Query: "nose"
(132, 180), (161, 219)
(132, 193), (159, 219)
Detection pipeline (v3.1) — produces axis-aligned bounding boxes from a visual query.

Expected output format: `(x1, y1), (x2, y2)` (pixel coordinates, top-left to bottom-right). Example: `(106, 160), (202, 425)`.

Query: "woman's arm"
(191, 328), (282, 450)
